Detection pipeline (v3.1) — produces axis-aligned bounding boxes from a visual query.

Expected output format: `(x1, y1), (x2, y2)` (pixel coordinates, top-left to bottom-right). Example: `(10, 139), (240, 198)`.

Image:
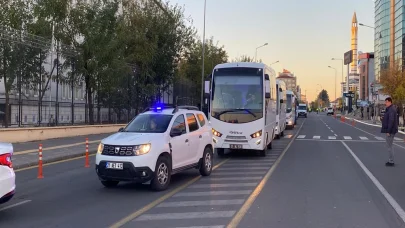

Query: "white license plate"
(106, 162), (124, 170)
(230, 144), (243, 149)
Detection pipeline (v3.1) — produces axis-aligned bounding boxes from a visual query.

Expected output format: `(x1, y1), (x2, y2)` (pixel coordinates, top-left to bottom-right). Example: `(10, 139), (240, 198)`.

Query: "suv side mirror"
(170, 128), (182, 137)
(280, 99), (284, 103)
(265, 93), (271, 98)
(118, 127), (124, 132)
(265, 74), (269, 80)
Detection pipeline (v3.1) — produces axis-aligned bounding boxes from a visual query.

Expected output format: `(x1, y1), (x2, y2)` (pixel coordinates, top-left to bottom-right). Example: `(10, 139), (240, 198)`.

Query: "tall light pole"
(317, 84), (322, 109)
(332, 58), (344, 110)
(200, 0), (206, 111)
(328, 66), (337, 106)
(255, 43), (268, 62)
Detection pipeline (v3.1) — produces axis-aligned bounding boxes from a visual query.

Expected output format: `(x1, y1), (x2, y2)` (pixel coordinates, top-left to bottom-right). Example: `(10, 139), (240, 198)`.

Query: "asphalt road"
(239, 112), (405, 228)
(6, 113), (405, 228)
(0, 124), (298, 228)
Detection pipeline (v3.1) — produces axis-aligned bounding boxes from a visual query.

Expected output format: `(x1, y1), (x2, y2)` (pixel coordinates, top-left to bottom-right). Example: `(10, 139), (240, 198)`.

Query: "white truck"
(297, 103), (307, 118)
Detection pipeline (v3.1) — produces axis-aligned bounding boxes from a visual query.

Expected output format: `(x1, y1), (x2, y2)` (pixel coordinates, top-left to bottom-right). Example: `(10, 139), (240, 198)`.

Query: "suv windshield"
(124, 114), (173, 133)
(298, 106), (306, 110)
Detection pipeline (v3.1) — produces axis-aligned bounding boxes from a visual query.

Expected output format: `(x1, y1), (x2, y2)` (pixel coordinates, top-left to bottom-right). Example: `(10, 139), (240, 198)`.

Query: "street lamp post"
(328, 66), (337, 106)
(317, 84), (322, 109)
(200, 0), (206, 111)
(255, 43), (268, 62)
(332, 58), (344, 111)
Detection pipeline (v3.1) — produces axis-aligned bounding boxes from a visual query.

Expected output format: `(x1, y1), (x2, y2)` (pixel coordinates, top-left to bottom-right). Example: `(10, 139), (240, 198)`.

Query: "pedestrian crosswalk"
(129, 150), (284, 228)
(296, 135), (404, 141)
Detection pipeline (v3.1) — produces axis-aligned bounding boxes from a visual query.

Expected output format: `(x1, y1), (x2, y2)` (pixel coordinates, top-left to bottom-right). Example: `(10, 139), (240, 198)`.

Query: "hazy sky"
(168, 0), (375, 103)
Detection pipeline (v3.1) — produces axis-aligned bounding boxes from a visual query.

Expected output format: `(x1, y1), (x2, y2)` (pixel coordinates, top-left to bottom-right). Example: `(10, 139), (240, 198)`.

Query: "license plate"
(230, 144), (243, 149)
(106, 162), (124, 170)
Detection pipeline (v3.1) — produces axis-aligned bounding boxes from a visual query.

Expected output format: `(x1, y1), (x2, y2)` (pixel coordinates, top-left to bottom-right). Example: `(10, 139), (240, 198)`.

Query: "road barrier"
(0, 124), (126, 143)
(38, 144), (44, 179)
(85, 138), (90, 168)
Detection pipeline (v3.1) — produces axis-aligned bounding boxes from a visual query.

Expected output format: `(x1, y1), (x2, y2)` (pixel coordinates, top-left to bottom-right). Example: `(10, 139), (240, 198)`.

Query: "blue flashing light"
(153, 103), (165, 112)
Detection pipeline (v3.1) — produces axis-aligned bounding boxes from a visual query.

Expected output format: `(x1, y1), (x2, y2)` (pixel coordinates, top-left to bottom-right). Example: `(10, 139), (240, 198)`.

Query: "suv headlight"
(212, 128), (223, 137)
(133, 144), (151, 156)
(97, 143), (104, 154)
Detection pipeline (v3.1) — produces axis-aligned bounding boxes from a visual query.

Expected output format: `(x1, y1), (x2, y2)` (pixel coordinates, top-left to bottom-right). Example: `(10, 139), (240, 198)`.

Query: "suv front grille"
(102, 145), (135, 156)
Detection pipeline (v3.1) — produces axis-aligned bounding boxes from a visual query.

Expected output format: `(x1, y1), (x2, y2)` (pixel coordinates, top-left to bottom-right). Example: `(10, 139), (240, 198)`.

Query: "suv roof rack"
(172, 105), (200, 114)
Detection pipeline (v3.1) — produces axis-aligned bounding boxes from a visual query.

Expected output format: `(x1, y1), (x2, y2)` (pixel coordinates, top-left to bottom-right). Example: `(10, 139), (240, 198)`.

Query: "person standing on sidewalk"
(381, 97), (398, 166)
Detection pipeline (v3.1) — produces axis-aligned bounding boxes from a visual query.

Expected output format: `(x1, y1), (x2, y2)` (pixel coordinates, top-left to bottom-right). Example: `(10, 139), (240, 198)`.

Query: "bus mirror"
(204, 93), (210, 99)
(280, 99), (284, 103)
(265, 93), (271, 98)
(279, 88), (282, 92)
(204, 81), (210, 94)
(265, 74), (269, 80)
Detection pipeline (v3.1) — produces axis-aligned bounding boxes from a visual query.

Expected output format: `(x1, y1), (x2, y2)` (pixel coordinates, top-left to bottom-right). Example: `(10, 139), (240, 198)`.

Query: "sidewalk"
(11, 133), (111, 170)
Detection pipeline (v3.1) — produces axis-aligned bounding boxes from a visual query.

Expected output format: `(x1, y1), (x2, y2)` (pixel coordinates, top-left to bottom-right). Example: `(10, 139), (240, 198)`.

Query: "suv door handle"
(185, 139), (189, 143)
(199, 135), (202, 138)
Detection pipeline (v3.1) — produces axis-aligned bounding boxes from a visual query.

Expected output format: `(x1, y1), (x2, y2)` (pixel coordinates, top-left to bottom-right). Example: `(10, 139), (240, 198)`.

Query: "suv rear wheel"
(199, 147), (213, 176)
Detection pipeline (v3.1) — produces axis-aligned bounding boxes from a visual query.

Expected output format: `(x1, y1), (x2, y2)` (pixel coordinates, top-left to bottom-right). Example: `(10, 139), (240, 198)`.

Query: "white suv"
(0, 142), (15, 204)
(95, 105), (214, 191)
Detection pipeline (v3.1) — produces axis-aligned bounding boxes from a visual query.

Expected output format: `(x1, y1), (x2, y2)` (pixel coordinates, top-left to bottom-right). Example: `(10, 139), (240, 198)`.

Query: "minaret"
(351, 12), (358, 74)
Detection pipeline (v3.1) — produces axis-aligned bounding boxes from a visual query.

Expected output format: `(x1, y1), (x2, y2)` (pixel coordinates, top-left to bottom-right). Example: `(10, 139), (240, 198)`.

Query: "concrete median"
(0, 124), (125, 143)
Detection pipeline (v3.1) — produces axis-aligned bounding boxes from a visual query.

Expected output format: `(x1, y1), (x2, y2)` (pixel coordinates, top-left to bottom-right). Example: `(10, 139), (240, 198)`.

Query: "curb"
(13, 150), (97, 170)
(343, 116), (405, 135)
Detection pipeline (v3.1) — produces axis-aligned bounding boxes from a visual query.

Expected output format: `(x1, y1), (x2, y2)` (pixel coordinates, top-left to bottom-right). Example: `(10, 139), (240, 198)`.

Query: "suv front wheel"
(150, 155), (171, 191)
(199, 147), (213, 176)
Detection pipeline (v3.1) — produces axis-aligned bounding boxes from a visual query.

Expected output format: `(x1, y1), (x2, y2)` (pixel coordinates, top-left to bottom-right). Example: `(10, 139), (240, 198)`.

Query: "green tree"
(232, 55), (255, 62)
(317, 89), (330, 107)
(176, 36), (228, 105)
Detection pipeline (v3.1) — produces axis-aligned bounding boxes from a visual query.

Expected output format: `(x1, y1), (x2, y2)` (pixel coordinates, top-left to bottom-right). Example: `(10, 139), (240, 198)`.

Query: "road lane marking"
(173, 190), (252, 197)
(359, 136), (369, 140)
(226, 118), (306, 228)
(211, 172), (265, 176)
(157, 199), (245, 208)
(0, 200), (31, 212)
(199, 177), (262, 181)
(328, 136), (336, 140)
(14, 140), (101, 155)
(395, 137), (402, 141)
(343, 136), (352, 140)
(330, 130), (334, 133)
(334, 134), (338, 137)
(375, 136), (385, 140)
(221, 163), (272, 167)
(135, 211), (236, 221)
(175, 226), (225, 228)
(313, 136), (320, 139)
(187, 183), (258, 188)
(216, 167), (268, 170)
(341, 141), (405, 223)
(14, 154), (96, 172)
(297, 135), (306, 139)
(108, 158), (229, 228)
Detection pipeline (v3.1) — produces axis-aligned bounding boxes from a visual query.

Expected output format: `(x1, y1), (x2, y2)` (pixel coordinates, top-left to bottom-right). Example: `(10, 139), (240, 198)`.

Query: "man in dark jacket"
(381, 97), (399, 166)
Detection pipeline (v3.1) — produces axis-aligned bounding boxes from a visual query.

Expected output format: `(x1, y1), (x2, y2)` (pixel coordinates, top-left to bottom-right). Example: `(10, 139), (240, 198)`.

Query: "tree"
(317, 89), (330, 107)
(380, 59), (405, 107)
(232, 55), (254, 62)
(176, 36), (228, 105)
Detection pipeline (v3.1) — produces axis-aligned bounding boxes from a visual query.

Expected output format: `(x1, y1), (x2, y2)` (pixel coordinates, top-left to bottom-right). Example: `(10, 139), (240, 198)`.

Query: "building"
(374, 0), (402, 80)
(300, 94), (307, 103)
(277, 69), (297, 94)
(349, 12), (360, 95)
(358, 52), (375, 102)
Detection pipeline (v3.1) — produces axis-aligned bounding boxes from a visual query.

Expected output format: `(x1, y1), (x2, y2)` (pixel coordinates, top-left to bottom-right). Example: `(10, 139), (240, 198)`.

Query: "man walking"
(381, 97), (398, 166)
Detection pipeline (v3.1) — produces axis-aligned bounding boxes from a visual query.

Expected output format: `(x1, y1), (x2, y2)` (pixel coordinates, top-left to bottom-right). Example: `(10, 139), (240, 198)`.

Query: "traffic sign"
(344, 50), (353, 65)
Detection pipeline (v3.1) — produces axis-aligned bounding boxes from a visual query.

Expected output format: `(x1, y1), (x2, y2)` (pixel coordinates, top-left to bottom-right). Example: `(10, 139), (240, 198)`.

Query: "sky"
(167, 0), (375, 103)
